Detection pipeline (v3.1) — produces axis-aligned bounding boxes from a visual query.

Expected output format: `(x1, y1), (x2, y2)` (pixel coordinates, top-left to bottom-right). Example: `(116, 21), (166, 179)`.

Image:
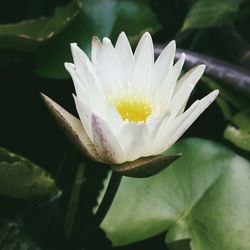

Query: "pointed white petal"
(175, 64), (205, 93)
(92, 114), (125, 163)
(70, 43), (101, 90)
(95, 37), (122, 94)
(71, 42), (89, 67)
(169, 64), (206, 117)
(167, 100), (200, 139)
(134, 32), (154, 64)
(115, 32), (135, 85)
(153, 100), (200, 155)
(169, 83), (194, 117)
(167, 90), (219, 148)
(152, 40), (176, 89)
(65, 62), (87, 98)
(156, 53), (186, 111)
(91, 36), (102, 68)
(65, 62), (106, 113)
(70, 43), (94, 84)
(132, 32), (154, 90)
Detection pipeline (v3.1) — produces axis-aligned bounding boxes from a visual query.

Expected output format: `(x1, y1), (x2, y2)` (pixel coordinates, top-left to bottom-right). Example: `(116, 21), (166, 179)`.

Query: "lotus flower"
(64, 32), (218, 164)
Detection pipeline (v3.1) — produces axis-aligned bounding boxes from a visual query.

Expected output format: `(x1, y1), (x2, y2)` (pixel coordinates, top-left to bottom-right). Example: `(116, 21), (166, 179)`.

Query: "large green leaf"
(182, 0), (240, 30)
(35, 0), (160, 79)
(0, 2), (79, 51)
(224, 110), (250, 152)
(100, 138), (250, 250)
(180, 160), (250, 250)
(0, 147), (61, 202)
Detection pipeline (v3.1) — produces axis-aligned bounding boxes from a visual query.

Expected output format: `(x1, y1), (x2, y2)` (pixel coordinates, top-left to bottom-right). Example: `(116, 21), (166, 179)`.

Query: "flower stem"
(94, 171), (122, 226)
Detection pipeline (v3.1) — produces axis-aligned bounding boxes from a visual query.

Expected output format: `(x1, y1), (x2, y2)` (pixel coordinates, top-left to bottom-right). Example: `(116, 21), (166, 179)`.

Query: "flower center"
(110, 93), (153, 122)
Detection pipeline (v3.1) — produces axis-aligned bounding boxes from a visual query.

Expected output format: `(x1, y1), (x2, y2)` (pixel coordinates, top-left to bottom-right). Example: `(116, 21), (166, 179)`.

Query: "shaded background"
(0, 0), (250, 249)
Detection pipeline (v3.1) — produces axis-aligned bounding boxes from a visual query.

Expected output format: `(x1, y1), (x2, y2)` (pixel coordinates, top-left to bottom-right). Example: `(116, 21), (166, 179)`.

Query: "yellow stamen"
(110, 93), (153, 123)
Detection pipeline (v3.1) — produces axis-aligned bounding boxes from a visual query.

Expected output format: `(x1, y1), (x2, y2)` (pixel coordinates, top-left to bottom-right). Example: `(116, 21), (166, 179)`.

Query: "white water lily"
(65, 32), (219, 164)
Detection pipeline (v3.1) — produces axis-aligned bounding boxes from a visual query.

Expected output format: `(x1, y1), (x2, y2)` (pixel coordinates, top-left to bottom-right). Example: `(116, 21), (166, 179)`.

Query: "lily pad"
(0, 147), (61, 202)
(224, 110), (250, 152)
(0, 2), (79, 51)
(100, 138), (250, 250)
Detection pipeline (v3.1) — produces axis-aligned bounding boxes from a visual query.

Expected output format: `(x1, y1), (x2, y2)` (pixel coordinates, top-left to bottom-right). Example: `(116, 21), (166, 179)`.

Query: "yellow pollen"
(111, 94), (153, 122)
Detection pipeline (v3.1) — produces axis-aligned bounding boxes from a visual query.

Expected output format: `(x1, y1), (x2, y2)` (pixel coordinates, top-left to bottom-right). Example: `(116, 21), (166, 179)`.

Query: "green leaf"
(203, 77), (250, 111)
(0, 2), (79, 51)
(0, 147), (61, 202)
(179, 161), (250, 250)
(183, 0), (240, 30)
(224, 110), (250, 152)
(100, 138), (250, 249)
(35, 0), (161, 79)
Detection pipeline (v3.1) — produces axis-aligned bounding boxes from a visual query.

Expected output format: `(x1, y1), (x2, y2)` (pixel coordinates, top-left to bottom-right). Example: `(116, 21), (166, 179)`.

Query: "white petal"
(132, 32), (154, 90)
(134, 32), (154, 64)
(169, 64), (205, 117)
(92, 114), (125, 163)
(95, 37), (122, 94)
(153, 100), (200, 155)
(91, 36), (102, 68)
(169, 83), (194, 118)
(115, 32), (135, 86)
(167, 90), (219, 149)
(146, 114), (168, 135)
(65, 62), (87, 97)
(74, 95), (93, 141)
(152, 40), (176, 89)
(104, 104), (123, 134)
(117, 122), (150, 161)
(65, 62), (106, 114)
(156, 53), (186, 111)
(71, 42), (89, 67)
(148, 112), (173, 151)
(147, 111), (171, 142)
(149, 111), (175, 152)
(70, 43), (90, 81)
(175, 64), (205, 93)
(70, 43), (101, 90)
